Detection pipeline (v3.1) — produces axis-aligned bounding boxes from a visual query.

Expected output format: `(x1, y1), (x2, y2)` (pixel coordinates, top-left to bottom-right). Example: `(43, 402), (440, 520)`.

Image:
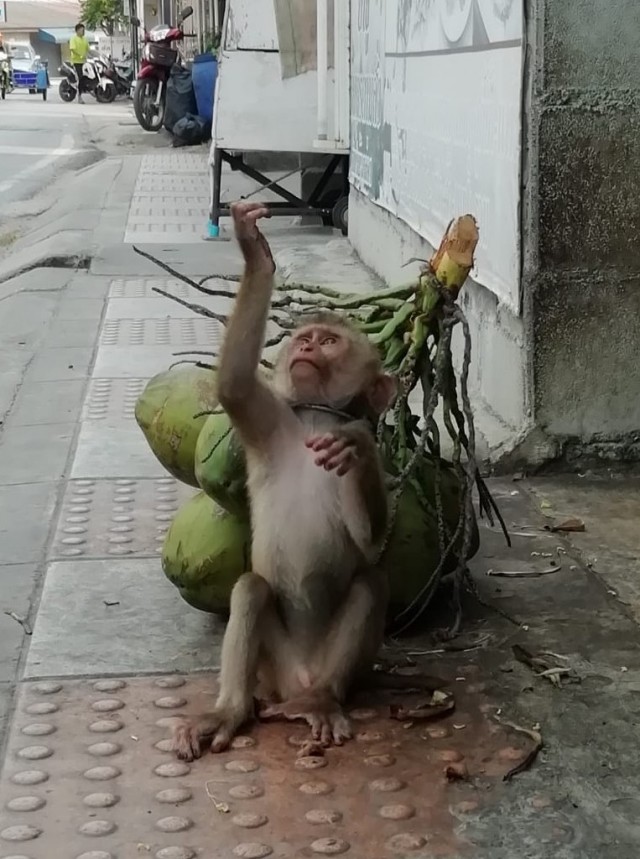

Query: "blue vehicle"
(6, 43), (49, 100)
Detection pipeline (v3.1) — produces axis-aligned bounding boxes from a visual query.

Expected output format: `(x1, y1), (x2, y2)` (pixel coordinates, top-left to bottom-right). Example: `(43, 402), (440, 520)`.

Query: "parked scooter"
(103, 54), (134, 99)
(132, 5), (193, 131)
(58, 55), (115, 103)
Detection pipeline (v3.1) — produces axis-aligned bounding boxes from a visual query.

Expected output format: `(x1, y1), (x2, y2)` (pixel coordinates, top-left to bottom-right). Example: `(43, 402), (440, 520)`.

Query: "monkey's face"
(275, 323), (393, 411)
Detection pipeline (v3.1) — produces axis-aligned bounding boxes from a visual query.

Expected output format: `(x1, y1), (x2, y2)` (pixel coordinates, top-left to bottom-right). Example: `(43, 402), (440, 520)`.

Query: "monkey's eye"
(297, 336), (311, 345)
(322, 336), (337, 346)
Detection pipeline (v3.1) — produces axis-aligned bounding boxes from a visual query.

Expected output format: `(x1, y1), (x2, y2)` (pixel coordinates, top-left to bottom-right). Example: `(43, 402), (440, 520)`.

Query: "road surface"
(0, 84), (135, 206)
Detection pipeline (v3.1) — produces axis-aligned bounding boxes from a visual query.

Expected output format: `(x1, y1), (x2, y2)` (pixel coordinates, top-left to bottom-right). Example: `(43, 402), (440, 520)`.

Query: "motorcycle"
(58, 55), (115, 103)
(103, 54), (134, 99)
(132, 4), (193, 131)
(0, 48), (11, 100)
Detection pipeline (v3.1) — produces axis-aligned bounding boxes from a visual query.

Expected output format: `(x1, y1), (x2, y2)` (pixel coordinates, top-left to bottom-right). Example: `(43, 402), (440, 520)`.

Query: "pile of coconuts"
(132, 215), (505, 628)
(135, 363), (475, 621)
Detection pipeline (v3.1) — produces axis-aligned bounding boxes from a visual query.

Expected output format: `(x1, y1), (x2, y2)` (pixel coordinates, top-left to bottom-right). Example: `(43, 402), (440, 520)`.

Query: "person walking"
(69, 23), (90, 104)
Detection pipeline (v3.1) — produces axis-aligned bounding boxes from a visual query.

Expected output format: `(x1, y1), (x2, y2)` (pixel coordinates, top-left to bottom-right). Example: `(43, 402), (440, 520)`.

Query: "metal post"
(208, 147), (223, 237)
(317, 0), (328, 140)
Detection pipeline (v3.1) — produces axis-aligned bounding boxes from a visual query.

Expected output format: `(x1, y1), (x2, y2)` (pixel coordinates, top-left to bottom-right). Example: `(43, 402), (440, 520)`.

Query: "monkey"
(172, 201), (397, 761)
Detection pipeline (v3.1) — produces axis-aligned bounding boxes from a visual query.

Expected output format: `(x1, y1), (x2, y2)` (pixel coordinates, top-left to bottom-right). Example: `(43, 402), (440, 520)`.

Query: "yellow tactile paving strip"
(0, 673), (527, 858)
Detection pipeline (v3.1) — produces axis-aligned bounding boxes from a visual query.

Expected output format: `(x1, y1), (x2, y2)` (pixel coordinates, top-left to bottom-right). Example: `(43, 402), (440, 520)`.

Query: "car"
(7, 42), (39, 73)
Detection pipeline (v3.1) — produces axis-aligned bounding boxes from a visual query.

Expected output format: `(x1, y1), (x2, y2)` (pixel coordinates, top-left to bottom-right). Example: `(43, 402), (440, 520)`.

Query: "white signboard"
(350, 0), (524, 312)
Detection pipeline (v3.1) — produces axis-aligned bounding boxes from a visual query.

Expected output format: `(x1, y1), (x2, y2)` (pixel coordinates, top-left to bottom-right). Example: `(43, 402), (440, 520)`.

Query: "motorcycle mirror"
(179, 5), (194, 22)
(130, 16), (141, 26)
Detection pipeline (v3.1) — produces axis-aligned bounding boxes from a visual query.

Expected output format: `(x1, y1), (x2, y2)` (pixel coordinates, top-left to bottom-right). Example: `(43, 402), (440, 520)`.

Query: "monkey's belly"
(250, 449), (359, 584)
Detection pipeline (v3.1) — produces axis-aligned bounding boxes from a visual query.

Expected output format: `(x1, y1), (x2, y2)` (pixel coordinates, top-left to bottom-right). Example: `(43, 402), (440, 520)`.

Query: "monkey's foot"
(171, 707), (248, 761)
(259, 695), (353, 746)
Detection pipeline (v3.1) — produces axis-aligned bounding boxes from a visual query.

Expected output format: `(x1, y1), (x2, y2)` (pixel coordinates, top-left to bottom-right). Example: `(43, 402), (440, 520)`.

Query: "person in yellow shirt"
(69, 23), (90, 104)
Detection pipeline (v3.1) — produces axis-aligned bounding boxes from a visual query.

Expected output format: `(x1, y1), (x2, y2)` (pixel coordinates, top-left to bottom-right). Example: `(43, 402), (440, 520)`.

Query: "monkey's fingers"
(317, 447), (357, 474)
(306, 433), (337, 451)
(172, 722), (203, 762)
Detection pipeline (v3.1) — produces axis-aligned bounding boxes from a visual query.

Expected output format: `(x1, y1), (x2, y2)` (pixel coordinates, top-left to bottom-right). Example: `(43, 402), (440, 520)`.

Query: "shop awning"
(38, 28), (76, 44)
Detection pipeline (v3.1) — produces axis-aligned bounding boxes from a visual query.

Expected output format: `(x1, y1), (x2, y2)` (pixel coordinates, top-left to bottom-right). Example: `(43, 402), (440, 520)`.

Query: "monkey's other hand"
(230, 200), (274, 272)
(306, 430), (362, 476)
(171, 707), (247, 760)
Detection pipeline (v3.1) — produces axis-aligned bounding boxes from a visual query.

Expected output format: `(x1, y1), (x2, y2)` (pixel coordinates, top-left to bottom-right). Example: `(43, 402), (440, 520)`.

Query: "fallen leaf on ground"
(297, 741), (325, 758)
(546, 518), (585, 533)
(445, 761), (469, 781)
(494, 715), (543, 781)
(389, 689), (455, 722)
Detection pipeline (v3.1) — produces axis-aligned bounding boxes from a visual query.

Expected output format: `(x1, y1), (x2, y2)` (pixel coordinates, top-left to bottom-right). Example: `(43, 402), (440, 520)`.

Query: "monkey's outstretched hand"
(306, 428), (366, 476)
(230, 200), (275, 273)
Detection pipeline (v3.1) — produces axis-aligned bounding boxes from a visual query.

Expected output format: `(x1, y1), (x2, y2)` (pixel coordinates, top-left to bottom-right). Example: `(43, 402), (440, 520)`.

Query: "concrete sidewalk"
(0, 149), (639, 858)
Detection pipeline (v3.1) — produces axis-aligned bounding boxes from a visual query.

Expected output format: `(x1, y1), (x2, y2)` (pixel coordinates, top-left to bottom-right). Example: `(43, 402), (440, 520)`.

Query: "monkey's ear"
(368, 373), (398, 415)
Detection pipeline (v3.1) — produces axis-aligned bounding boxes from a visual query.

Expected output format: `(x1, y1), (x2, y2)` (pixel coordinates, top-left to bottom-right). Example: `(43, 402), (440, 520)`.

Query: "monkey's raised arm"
(217, 202), (293, 449)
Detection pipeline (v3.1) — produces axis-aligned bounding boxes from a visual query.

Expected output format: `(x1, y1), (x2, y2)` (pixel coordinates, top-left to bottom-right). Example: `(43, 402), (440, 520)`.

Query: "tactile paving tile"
(136, 153), (209, 174)
(81, 379), (148, 423)
(0, 674), (558, 859)
(100, 317), (222, 349)
(50, 478), (196, 559)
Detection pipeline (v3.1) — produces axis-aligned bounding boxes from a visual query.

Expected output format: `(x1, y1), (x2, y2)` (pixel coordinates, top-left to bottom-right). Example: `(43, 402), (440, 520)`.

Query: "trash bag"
(172, 113), (211, 147)
(163, 64), (197, 133)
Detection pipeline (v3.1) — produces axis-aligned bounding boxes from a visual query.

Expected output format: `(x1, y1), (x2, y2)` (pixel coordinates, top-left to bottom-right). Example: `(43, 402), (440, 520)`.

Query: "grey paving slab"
(0, 422), (76, 485)
(71, 421), (166, 479)
(23, 348), (95, 383)
(0, 363), (29, 427)
(124, 226), (207, 244)
(92, 345), (212, 379)
(100, 315), (221, 349)
(6, 380), (86, 427)
(0, 482), (59, 564)
(40, 318), (102, 349)
(0, 563), (38, 683)
(51, 477), (196, 560)
(54, 297), (106, 322)
(108, 276), (236, 301)
(0, 293), (59, 351)
(63, 273), (112, 299)
(91, 243), (243, 279)
(105, 294), (229, 321)
(24, 558), (223, 677)
(0, 268), (72, 299)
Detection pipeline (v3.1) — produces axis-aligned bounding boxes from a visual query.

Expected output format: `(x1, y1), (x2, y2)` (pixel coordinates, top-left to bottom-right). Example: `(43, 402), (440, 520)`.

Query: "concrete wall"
(347, 0), (534, 465)
(531, 0), (640, 466)
(349, 189), (532, 464)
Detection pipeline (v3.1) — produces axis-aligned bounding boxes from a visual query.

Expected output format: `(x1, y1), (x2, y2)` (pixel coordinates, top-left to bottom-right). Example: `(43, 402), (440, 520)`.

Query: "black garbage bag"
(172, 113), (211, 147)
(164, 65), (197, 133)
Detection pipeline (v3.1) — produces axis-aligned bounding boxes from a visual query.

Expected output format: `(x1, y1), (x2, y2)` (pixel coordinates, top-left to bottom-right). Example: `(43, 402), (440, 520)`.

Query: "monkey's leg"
(261, 570), (388, 746)
(173, 572), (283, 760)
(319, 568), (388, 701)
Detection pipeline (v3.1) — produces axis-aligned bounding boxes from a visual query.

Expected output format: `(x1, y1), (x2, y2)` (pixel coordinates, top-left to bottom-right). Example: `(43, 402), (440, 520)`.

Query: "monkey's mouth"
(291, 358), (320, 371)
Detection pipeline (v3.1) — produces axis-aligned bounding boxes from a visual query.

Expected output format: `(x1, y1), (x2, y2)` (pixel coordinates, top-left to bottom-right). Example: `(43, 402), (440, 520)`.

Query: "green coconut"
(385, 473), (477, 616)
(194, 411), (249, 519)
(135, 365), (218, 487)
(162, 490), (251, 614)
(163, 452), (475, 619)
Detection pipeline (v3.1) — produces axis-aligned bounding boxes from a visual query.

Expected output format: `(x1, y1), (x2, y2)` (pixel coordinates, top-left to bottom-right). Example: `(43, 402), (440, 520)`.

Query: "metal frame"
(209, 148), (349, 230)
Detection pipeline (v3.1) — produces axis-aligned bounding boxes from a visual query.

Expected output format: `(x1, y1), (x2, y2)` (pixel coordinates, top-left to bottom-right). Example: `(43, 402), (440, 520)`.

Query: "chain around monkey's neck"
(289, 397), (376, 432)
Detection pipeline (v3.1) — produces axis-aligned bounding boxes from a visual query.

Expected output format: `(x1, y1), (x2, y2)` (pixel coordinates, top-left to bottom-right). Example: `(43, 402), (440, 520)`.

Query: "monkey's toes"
(210, 727), (233, 754)
(172, 725), (202, 762)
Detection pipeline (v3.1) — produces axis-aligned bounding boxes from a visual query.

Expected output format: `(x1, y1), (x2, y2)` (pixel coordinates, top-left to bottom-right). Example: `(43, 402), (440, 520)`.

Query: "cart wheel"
(29, 87), (36, 94)
(332, 196), (349, 236)
(41, 88), (47, 101)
